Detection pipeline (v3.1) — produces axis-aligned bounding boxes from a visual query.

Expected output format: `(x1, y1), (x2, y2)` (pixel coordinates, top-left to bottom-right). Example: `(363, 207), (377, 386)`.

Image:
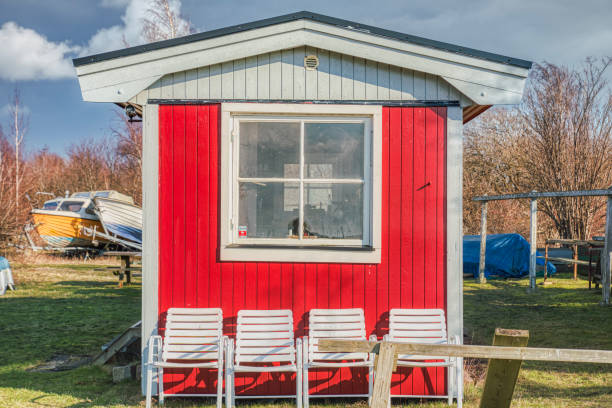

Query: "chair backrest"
(235, 309), (296, 365)
(388, 309), (447, 344)
(162, 308), (223, 362)
(308, 308), (369, 362)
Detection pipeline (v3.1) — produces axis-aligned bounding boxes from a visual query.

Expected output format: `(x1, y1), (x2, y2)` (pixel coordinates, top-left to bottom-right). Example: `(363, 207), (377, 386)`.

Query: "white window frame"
(220, 103), (382, 264)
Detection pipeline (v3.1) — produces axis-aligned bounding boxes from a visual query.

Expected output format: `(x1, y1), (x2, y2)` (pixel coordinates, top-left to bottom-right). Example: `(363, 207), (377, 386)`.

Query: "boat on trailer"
(30, 190), (142, 249)
(93, 194), (143, 244)
(31, 193), (108, 248)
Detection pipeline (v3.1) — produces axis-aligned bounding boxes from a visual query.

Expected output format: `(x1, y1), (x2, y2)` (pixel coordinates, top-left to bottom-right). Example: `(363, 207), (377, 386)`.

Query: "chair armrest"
(382, 334), (389, 341)
(369, 334), (378, 342)
(302, 336), (309, 364)
(147, 335), (162, 365)
(295, 337), (303, 368)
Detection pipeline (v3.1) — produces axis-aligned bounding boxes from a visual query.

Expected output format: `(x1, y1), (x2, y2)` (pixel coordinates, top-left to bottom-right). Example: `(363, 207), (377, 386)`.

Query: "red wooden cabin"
(74, 11), (531, 402)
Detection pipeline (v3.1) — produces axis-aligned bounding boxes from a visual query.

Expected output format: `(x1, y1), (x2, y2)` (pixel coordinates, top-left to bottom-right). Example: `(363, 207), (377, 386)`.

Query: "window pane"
(304, 123), (364, 179)
(238, 182), (299, 238)
(59, 201), (83, 212)
(239, 122), (300, 178)
(303, 183), (363, 240)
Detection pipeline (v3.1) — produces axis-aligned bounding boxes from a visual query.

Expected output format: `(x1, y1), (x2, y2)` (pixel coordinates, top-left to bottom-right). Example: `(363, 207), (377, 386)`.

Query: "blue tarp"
(464, 233), (557, 279)
(0, 257), (9, 271)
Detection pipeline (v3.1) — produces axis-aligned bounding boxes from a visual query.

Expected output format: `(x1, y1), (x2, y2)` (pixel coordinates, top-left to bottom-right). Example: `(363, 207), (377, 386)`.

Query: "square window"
(220, 103), (381, 263)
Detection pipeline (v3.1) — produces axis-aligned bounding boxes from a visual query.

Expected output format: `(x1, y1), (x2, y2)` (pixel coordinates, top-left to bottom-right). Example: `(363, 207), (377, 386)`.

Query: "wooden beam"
(93, 323), (141, 365)
(479, 200), (488, 284)
(317, 339), (612, 364)
(480, 329), (529, 408)
(371, 342), (397, 408)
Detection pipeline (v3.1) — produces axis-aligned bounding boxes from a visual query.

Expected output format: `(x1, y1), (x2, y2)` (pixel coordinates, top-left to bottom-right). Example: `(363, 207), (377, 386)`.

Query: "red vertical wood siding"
(158, 104), (447, 396)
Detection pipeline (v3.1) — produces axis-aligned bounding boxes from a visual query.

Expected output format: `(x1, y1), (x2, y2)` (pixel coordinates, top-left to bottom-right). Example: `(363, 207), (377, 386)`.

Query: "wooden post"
(602, 192), (612, 305)
(544, 242), (549, 282)
(479, 200), (488, 284)
(529, 198), (537, 291)
(480, 329), (529, 408)
(573, 244), (578, 280)
(371, 342), (398, 408)
(122, 256), (132, 285)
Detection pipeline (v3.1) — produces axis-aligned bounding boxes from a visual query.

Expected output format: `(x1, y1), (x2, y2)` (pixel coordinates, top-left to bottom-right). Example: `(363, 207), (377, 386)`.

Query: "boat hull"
(94, 197), (142, 244)
(31, 212), (108, 248)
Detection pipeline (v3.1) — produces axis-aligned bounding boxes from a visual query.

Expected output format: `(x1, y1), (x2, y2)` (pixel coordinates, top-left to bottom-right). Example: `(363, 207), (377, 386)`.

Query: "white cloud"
(82, 0), (190, 55)
(0, 22), (79, 81)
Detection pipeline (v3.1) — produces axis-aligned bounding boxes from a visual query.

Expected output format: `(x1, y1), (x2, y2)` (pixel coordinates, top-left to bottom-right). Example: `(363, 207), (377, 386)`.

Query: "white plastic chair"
(302, 308), (376, 407)
(226, 309), (302, 408)
(145, 308), (226, 408)
(384, 309), (462, 407)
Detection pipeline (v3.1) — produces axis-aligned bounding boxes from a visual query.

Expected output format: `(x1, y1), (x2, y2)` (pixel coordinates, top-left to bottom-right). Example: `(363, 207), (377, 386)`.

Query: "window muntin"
(232, 116), (371, 247)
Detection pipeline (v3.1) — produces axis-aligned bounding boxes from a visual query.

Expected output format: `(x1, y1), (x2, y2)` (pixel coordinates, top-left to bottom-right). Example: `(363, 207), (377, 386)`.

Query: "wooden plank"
(329, 51), (342, 100)
(257, 54), (270, 99)
(232, 58), (246, 99)
(318, 339), (612, 364)
(538, 256), (591, 266)
(269, 51), (282, 99)
(371, 341), (397, 408)
(480, 329), (529, 408)
(93, 326), (141, 365)
(245, 56), (257, 99)
(479, 201), (488, 284)
(304, 46), (317, 100)
(316, 49), (329, 99)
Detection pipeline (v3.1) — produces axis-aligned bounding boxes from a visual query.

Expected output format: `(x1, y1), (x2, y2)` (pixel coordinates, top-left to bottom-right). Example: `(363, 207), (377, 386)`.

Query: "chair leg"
(158, 367), (164, 405)
(145, 363), (153, 408)
(217, 366), (223, 408)
(457, 358), (463, 408)
(368, 363), (374, 406)
(303, 365), (309, 408)
(448, 363), (454, 406)
(296, 338), (303, 408)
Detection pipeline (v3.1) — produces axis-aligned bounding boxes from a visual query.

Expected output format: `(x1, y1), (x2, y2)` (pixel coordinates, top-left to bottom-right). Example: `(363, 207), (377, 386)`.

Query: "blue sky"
(1, 0), (611, 155)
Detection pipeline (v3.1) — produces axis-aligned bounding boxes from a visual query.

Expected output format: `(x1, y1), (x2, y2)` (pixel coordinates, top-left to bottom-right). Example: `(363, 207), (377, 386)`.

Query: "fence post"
(480, 329), (530, 408)
(479, 200), (488, 284)
(602, 190), (612, 305)
(529, 197), (538, 291)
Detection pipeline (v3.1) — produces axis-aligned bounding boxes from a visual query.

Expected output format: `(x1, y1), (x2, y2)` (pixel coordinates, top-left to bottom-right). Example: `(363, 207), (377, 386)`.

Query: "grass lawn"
(0, 263), (611, 407)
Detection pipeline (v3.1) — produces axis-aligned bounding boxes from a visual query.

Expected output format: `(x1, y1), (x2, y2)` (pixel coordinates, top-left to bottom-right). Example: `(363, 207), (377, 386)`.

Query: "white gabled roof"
(73, 11), (532, 106)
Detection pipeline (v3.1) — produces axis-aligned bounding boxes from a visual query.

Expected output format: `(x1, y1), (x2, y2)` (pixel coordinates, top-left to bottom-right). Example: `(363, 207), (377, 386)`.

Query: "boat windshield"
(43, 201), (59, 210)
(59, 201), (84, 212)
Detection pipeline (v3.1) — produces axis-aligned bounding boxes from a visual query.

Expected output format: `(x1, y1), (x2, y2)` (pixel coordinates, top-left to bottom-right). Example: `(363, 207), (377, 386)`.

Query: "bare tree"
(518, 59), (612, 239)
(8, 88), (28, 226)
(464, 58), (612, 240)
(142, 0), (193, 42)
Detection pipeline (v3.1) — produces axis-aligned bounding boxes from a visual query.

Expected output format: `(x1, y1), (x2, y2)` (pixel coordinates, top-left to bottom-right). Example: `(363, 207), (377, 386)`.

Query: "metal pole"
(602, 192), (612, 305)
(479, 200), (488, 284)
(529, 198), (538, 291)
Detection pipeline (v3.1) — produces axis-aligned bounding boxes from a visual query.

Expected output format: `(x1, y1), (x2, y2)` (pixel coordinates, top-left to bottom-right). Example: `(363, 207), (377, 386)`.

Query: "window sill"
(220, 244), (381, 264)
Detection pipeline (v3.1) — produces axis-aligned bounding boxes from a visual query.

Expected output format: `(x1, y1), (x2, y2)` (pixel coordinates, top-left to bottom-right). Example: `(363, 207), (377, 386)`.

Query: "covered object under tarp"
(464, 233), (557, 279)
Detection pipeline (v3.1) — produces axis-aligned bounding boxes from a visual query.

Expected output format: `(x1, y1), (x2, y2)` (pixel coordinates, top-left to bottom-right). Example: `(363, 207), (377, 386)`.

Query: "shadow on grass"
(0, 278), (142, 407)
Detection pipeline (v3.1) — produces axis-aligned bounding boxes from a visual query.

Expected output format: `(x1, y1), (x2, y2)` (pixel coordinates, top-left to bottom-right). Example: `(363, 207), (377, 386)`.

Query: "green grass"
(0, 264), (611, 407)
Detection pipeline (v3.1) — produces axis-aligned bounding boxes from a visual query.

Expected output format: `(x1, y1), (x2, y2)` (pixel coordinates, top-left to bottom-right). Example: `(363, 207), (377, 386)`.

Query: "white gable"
(75, 17), (530, 106)
(130, 47), (474, 107)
